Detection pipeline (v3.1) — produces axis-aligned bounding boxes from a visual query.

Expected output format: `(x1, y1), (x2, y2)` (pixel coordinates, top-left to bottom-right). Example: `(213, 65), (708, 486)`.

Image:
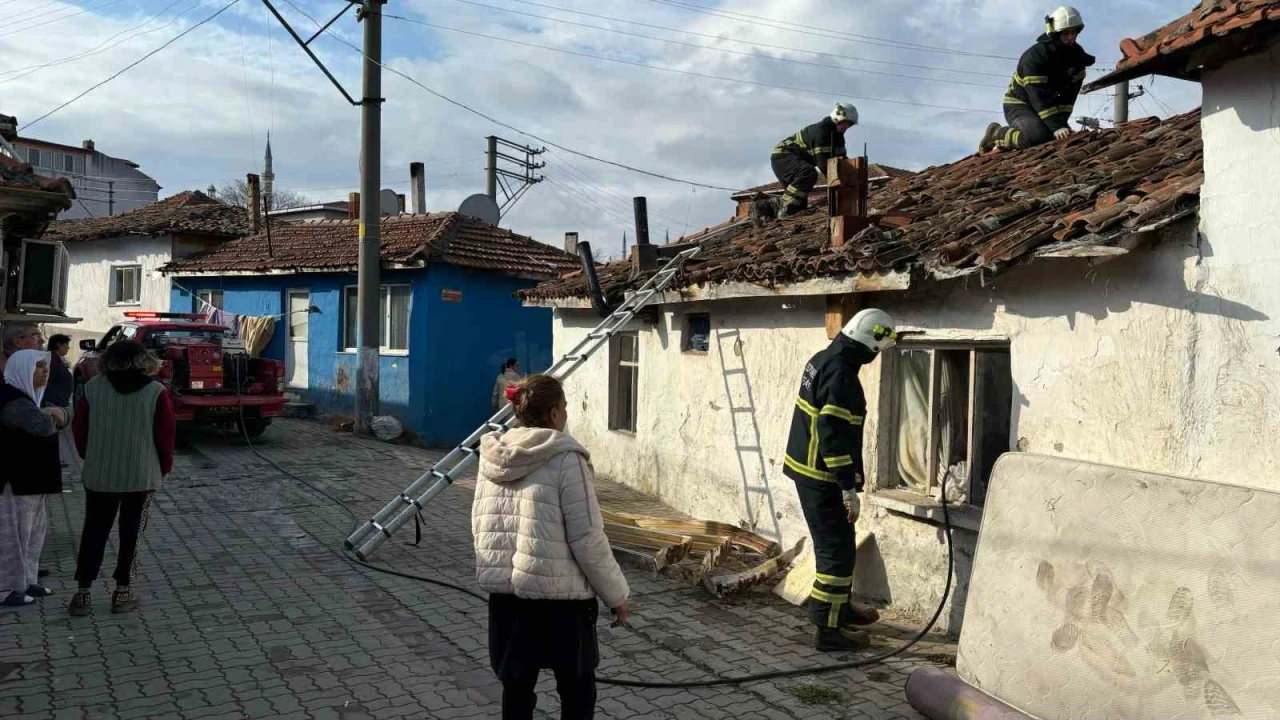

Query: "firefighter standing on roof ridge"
(784, 308), (895, 652)
(979, 5), (1096, 154)
(755, 103), (857, 221)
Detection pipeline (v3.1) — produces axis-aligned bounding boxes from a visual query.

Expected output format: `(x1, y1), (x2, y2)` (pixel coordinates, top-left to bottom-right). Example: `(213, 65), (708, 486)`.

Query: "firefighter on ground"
(754, 103), (857, 220)
(978, 6), (1095, 154)
(784, 308), (896, 652)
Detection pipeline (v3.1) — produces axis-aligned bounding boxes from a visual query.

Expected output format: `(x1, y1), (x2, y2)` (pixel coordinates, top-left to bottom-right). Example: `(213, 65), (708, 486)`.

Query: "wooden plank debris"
(704, 538), (807, 598)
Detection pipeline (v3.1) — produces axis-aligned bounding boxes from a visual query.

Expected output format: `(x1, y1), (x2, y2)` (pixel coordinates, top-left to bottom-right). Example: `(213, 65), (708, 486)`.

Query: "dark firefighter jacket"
(772, 117), (847, 171)
(1003, 34), (1096, 132)
(783, 334), (875, 492)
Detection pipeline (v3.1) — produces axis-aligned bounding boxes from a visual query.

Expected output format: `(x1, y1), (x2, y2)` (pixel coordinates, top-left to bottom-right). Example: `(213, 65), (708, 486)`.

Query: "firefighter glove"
(1054, 127), (1071, 141)
(843, 490), (861, 523)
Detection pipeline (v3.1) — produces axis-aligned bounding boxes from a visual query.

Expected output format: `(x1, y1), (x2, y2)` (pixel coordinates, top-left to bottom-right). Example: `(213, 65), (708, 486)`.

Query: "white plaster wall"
(58, 235), (174, 336)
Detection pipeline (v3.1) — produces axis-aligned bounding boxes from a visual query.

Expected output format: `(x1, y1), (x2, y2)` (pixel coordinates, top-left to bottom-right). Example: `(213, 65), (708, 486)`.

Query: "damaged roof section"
(523, 110), (1203, 302)
(162, 212), (579, 279)
(1086, 0), (1280, 89)
(44, 190), (249, 243)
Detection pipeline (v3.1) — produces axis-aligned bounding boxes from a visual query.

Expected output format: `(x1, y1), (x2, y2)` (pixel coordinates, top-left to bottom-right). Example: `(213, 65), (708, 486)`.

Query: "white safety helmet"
(1045, 5), (1084, 34)
(831, 102), (859, 126)
(841, 308), (897, 353)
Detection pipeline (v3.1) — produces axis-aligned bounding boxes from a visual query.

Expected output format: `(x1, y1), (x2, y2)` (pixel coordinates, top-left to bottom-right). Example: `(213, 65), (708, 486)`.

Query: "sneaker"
(815, 626), (871, 652)
(978, 121), (1001, 154)
(3, 592), (34, 607)
(843, 603), (880, 627)
(111, 588), (138, 614)
(68, 591), (91, 617)
(24, 585), (53, 598)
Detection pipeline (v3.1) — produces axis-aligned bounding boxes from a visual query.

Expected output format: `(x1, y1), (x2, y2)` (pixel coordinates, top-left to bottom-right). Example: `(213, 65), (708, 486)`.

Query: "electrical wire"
(544, 175), (637, 229)
(383, 13), (1002, 112)
(477, 0), (1011, 78)
(436, 0), (1005, 89)
(0, 0), (129, 38)
(18, 0), (242, 133)
(644, 0), (1016, 61)
(238, 0), (257, 164)
(0, 0), (194, 83)
(551, 150), (687, 227)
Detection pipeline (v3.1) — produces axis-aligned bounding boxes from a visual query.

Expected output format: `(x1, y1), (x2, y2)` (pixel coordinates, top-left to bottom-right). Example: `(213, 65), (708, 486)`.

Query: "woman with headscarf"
(69, 340), (175, 616)
(0, 348), (67, 606)
(491, 358), (523, 412)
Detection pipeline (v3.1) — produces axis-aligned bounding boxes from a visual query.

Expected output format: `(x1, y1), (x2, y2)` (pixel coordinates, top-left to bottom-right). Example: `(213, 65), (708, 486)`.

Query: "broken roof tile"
(45, 190), (248, 243)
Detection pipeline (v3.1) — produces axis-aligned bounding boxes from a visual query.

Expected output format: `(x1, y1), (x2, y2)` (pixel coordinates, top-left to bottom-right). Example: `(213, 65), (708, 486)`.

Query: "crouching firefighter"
(754, 103), (857, 221)
(783, 308), (896, 652)
(978, 5), (1095, 154)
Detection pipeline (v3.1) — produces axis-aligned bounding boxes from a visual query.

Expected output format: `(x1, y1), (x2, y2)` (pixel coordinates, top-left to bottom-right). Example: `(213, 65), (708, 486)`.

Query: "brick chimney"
(348, 192), (360, 220)
(564, 232), (579, 256)
(81, 139), (95, 152)
(827, 157), (869, 249)
(247, 173), (262, 235)
(0, 115), (17, 142)
(410, 162), (426, 214)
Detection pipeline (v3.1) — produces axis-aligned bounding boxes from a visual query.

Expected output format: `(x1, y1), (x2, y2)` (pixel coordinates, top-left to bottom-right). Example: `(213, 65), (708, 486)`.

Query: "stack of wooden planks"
(602, 510), (804, 597)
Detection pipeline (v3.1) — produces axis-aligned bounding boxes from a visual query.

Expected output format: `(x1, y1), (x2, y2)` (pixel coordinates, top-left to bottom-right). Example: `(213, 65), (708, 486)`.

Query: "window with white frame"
(343, 284), (410, 352)
(60, 153), (75, 173)
(109, 265), (142, 305)
(609, 332), (639, 433)
(27, 148), (48, 168)
(196, 289), (223, 313)
(878, 343), (1012, 507)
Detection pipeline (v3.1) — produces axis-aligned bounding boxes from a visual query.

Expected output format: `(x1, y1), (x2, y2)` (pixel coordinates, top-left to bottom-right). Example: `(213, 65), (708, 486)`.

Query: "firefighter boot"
(978, 122), (1001, 155)
(842, 602), (881, 627)
(816, 626), (872, 652)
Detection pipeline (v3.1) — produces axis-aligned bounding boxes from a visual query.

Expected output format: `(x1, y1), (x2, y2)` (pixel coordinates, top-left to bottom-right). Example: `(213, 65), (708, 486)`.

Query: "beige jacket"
(472, 427), (629, 609)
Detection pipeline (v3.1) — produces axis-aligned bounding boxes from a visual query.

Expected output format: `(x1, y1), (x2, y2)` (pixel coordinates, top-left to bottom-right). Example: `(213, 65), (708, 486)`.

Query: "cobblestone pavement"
(1, 419), (954, 719)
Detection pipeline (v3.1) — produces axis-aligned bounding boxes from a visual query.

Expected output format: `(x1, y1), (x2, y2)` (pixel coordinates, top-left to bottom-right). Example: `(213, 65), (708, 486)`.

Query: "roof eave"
(1085, 24), (1280, 92)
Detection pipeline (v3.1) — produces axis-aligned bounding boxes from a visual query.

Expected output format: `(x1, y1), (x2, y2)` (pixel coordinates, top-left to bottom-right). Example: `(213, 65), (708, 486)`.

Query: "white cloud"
(0, 0), (1203, 255)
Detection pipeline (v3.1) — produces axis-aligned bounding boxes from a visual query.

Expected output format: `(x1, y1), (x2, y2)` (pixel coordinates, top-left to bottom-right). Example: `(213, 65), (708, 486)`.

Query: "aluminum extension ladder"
(345, 245), (704, 559)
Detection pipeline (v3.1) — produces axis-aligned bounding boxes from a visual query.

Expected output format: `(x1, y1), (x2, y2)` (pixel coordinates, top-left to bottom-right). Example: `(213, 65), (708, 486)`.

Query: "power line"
(550, 150), (684, 227)
(0, 0), (129, 38)
(19, 0), (242, 133)
(496, 0), (1010, 78)
(0, 0), (194, 83)
(439, 0), (1005, 88)
(383, 13), (997, 115)
(644, 0), (1018, 61)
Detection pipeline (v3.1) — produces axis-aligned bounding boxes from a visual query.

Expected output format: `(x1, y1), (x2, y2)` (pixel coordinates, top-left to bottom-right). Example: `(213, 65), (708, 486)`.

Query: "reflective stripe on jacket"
(783, 334), (868, 491)
(772, 117), (847, 171)
(1002, 34), (1095, 132)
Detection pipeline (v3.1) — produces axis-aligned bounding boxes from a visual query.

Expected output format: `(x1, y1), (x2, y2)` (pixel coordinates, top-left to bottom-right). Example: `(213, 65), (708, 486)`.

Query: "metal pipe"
(633, 196), (650, 246)
(577, 241), (614, 318)
(486, 135), (498, 200)
(905, 667), (1034, 720)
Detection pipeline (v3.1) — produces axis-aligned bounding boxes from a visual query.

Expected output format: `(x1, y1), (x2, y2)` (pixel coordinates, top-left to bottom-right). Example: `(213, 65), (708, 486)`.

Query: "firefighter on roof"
(979, 5), (1096, 154)
(754, 103), (857, 220)
(784, 308), (895, 652)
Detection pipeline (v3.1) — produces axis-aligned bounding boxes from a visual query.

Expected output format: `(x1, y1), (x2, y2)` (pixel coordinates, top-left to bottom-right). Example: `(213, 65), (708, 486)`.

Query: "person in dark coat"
(754, 103), (857, 220)
(0, 349), (67, 606)
(783, 309), (897, 651)
(978, 5), (1095, 153)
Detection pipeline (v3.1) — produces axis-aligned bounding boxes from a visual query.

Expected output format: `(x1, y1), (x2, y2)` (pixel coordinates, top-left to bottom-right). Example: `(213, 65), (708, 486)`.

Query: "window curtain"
(936, 355), (969, 503)
(896, 351), (930, 494)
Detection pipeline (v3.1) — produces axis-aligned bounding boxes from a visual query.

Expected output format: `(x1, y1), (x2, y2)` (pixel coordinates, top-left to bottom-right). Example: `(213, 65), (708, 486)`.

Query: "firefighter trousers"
(755, 153), (818, 219)
(995, 104), (1055, 150)
(794, 478), (858, 629)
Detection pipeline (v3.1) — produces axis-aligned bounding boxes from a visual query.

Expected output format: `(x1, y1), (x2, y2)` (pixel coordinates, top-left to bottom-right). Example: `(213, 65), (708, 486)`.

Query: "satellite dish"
(458, 193), (501, 226)
(379, 188), (400, 216)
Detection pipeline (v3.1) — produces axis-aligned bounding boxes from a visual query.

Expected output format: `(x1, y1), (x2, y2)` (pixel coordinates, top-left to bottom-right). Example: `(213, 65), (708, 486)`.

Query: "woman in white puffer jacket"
(473, 374), (629, 720)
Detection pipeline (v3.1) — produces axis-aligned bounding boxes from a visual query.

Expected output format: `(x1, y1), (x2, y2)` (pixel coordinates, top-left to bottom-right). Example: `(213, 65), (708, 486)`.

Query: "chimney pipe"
(396, 193), (406, 214)
(348, 192), (360, 220)
(247, 173), (262, 235)
(82, 139), (94, 151)
(632, 196), (657, 271)
(578, 241), (614, 318)
(410, 162), (426, 214)
(564, 232), (579, 256)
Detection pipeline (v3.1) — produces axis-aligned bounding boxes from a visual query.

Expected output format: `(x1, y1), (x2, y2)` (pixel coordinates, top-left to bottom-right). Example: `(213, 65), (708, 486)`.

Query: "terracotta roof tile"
(523, 109), (1203, 301)
(44, 190), (249, 243)
(729, 163), (915, 200)
(1086, 0), (1280, 88)
(162, 212), (579, 279)
(0, 152), (75, 208)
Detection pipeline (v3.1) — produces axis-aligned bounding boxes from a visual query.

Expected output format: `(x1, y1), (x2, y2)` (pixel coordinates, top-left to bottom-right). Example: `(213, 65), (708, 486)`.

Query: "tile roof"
(44, 190), (250, 243)
(0, 151), (76, 209)
(162, 212), (579, 279)
(1086, 0), (1280, 89)
(730, 164), (915, 200)
(523, 109), (1203, 301)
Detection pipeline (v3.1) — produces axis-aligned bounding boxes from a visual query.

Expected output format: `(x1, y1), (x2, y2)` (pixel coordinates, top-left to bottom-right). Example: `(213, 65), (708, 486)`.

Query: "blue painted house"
(162, 212), (578, 446)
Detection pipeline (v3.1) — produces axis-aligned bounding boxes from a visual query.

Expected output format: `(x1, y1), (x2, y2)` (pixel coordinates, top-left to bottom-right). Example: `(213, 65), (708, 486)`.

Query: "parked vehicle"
(75, 312), (285, 437)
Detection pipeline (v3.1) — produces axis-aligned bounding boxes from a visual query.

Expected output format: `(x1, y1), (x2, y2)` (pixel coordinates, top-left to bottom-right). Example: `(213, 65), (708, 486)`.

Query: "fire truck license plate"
(191, 381), (205, 389)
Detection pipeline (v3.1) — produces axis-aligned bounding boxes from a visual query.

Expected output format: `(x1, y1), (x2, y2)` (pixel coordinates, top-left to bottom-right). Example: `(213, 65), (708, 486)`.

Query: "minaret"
(262, 133), (275, 210)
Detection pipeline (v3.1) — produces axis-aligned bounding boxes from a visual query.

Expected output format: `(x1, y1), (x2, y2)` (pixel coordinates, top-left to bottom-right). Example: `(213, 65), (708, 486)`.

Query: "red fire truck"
(74, 311), (286, 437)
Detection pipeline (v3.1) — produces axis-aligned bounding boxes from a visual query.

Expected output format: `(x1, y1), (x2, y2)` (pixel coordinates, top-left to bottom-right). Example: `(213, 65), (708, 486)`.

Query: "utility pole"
(107, 181), (114, 216)
(485, 135), (497, 201)
(1115, 79), (1129, 125)
(355, 0), (383, 435)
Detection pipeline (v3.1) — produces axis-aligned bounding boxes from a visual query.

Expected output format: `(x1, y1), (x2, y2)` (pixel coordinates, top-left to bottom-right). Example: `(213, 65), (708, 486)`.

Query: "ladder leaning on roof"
(345, 243), (706, 560)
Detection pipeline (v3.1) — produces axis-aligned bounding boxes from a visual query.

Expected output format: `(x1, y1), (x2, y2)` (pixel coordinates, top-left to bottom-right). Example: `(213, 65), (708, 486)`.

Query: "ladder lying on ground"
(345, 243), (708, 560)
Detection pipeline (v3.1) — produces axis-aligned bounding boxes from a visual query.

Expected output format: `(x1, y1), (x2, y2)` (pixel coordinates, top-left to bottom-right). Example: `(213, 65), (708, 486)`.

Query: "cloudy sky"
(1, 0), (1200, 257)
